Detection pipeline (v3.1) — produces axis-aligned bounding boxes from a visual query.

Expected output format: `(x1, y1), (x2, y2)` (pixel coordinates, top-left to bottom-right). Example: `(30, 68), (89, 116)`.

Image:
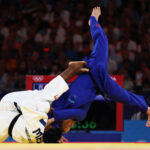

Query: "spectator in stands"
(0, 0), (149, 91)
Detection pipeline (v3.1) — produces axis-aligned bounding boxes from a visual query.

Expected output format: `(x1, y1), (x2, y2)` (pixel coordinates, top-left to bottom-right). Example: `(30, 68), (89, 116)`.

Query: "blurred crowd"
(0, 0), (149, 90)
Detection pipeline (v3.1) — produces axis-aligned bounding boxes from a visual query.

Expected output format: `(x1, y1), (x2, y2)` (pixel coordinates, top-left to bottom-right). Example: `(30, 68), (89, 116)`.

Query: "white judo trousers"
(0, 75), (69, 143)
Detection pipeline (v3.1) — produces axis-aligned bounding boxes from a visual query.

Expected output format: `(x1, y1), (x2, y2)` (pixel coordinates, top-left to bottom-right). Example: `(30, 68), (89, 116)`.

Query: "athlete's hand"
(58, 136), (68, 143)
(89, 7), (101, 26)
(91, 7), (101, 19)
(68, 61), (89, 74)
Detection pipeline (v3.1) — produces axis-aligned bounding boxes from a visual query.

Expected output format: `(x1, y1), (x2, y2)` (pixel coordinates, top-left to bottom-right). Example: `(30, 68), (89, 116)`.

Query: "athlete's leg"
(0, 111), (17, 142)
(94, 64), (148, 112)
(94, 64), (150, 127)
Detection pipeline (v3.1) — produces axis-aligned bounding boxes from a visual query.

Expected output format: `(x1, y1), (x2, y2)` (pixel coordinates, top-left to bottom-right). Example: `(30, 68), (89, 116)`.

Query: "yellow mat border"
(1, 143), (150, 149)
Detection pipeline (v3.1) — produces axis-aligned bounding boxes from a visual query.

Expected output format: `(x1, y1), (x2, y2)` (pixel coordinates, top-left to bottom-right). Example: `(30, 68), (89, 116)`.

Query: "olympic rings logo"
(32, 76), (44, 82)
(111, 76), (116, 81)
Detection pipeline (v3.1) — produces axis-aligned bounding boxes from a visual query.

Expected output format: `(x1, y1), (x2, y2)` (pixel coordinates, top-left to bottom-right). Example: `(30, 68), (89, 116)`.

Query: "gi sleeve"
(41, 75), (69, 102)
(90, 16), (107, 43)
(20, 100), (50, 143)
(53, 109), (87, 121)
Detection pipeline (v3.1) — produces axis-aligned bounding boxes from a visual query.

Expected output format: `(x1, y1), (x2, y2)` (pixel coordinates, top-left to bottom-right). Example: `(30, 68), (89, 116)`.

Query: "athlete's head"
(43, 127), (62, 143)
(43, 119), (75, 142)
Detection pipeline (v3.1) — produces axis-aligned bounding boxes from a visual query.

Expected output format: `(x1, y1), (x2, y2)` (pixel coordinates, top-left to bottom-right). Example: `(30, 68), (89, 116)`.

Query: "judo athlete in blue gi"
(87, 7), (150, 127)
(49, 7), (150, 132)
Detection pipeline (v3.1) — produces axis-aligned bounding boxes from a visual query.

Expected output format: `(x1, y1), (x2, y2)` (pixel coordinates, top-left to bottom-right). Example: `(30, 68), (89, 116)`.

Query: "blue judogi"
(88, 16), (148, 112)
(51, 16), (148, 122)
(52, 74), (97, 121)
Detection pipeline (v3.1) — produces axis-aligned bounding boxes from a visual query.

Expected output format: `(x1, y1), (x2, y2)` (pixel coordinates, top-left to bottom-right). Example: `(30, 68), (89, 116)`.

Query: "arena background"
(0, 0), (150, 145)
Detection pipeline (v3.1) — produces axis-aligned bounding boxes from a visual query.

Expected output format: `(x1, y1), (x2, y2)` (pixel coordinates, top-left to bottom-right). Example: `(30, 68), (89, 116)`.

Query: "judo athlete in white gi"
(0, 61), (88, 143)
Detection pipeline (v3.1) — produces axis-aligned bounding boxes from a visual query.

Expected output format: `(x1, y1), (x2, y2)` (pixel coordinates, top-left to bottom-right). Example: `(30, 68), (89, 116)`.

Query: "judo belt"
(89, 72), (104, 96)
(8, 102), (22, 138)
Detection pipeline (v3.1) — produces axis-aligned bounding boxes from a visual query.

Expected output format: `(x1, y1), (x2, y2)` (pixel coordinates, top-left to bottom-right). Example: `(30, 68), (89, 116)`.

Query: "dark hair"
(43, 128), (62, 143)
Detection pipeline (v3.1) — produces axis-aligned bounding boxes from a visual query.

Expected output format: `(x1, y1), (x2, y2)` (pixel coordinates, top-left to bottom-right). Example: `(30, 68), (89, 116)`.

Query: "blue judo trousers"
(51, 16), (148, 122)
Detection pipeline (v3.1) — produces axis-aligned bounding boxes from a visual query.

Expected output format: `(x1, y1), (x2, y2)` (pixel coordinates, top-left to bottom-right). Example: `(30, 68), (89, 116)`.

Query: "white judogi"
(0, 75), (69, 143)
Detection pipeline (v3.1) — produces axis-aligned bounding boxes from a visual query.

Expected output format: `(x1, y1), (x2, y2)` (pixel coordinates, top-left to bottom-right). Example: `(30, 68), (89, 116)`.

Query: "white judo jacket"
(0, 76), (69, 143)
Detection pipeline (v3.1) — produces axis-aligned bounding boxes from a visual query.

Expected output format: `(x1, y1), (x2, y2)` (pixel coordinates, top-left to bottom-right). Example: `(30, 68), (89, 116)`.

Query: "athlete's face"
(60, 119), (75, 133)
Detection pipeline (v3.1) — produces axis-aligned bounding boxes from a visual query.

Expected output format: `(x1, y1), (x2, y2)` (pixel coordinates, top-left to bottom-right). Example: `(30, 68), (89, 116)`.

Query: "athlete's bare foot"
(88, 7), (101, 26)
(146, 107), (150, 127)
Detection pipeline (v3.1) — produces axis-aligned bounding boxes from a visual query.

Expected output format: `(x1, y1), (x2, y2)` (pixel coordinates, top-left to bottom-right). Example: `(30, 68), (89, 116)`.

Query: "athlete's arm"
(90, 7), (107, 43)
(41, 61), (88, 102)
(41, 75), (69, 102)
(52, 109), (87, 121)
